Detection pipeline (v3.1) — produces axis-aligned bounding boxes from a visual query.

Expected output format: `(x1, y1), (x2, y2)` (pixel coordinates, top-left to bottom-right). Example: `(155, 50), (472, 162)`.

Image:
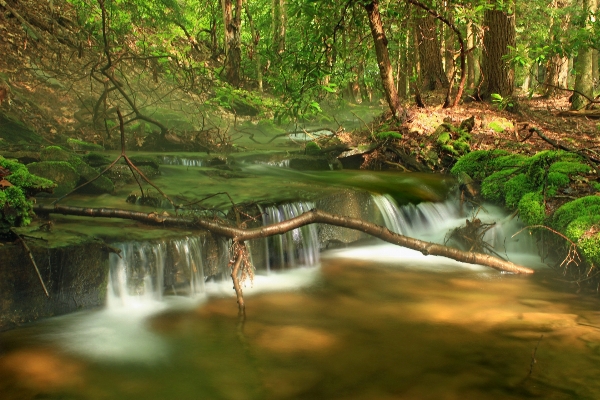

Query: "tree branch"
(33, 204), (535, 275)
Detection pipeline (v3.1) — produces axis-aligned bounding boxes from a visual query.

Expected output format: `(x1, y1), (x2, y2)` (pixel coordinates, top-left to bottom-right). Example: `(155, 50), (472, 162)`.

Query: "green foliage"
(518, 192), (546, 226)
(490, 93), (514, 111)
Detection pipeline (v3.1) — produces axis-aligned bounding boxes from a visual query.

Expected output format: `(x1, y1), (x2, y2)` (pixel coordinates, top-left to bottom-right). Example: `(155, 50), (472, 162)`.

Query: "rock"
(41, 146), (71, 162)
(82, 152), (113, 168)
(26, 161), (79, 196)
(289, 157), (331, 171)
(40, 146), (114, 194)
(66, 138), (104, 151)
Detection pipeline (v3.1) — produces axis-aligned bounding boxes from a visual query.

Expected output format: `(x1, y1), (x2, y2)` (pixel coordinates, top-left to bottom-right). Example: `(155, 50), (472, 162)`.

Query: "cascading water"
(258, 201), (320, 271)
(160, 155), (204, 167)
(107, 236), (227, 308)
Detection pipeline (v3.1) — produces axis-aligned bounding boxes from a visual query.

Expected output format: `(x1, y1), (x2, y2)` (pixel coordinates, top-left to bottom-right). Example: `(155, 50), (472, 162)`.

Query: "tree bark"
(222, 0), (243, 86)
(467, 21), (475, 89)
(272, 0), (286, 54)
(571, 0), (597, 109)
(33, 204), (535, 275)
(363, 0), (404, 119)
(244, 2), (263, 91)
(479, 8), (516, 99)
(543, 0), (570, 98)
(416, 12), (448, 90)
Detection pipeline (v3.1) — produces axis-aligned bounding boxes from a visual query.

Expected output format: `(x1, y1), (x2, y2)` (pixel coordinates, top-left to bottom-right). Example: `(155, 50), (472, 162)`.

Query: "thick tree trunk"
(572, 0), (597, 110)
(479, 9), (516, 99)
(543, 0), (570, 98)
(33, 204), (535, 275)
(363, 0), (404, 119)
(417, 12), (448, 90)
(222, 0), (243, 86)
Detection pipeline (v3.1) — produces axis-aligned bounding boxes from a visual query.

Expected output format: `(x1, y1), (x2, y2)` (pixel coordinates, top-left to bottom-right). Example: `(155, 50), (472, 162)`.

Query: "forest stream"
(2, 166), (600, 400)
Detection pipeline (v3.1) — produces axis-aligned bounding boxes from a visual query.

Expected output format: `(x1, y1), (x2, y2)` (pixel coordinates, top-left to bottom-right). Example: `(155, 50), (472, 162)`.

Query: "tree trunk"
(33, 204), (535, 275)
(222, 0), (243, 87)
(416, 12), (448, 90)
(272, 0), (286, 54)
(543, 0), (570, 98)
(479, 8), (516, 99)
(467, 21), (475, 89)
(363, 0), (403, 119)
(571, 0), (597, 109)
(244, 2), (263, 91)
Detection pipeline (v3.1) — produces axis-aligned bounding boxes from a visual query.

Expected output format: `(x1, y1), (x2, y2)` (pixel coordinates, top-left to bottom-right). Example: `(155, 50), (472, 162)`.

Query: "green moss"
(504, 173), (535, 208)
(377, 131), (403, 141)
(437, 132), (451, 145)
(450, 150), (511, 181)
(480, 168), (519, 203)
(518, 192), (545, 226)
(565, 216), (600, 265)
(552, 196), (600, 232)
(305, 141), (321, 155)
(67, 138), (104, 151)
(549, 161), (590, 175)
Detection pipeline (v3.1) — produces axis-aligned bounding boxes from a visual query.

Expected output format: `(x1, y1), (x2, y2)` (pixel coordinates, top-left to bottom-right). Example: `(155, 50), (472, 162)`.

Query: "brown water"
(1, 251), (600, 400)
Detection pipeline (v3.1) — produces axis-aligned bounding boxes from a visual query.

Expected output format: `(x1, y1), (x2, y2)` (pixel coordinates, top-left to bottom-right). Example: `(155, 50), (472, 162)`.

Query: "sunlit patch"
(0, 349), (84, 390)
(249, 324), (338, 354)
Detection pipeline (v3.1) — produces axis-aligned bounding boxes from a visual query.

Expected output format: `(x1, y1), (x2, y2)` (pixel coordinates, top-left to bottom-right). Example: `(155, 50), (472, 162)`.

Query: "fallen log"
(33, 204), (535, 275)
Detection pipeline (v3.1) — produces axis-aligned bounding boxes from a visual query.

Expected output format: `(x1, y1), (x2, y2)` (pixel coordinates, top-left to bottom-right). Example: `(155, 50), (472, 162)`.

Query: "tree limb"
(33, 204), (535, 275)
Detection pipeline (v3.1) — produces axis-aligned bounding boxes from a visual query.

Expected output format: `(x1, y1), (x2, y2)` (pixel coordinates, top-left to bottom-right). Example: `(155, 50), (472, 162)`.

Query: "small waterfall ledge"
(108, 191), (529, 305)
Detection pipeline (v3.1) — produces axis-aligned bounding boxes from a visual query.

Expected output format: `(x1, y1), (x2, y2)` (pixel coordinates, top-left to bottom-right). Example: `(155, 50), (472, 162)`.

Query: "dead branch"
(10, 228), (50, 298)
(529, 126), (600, 164)
(52, 109), (177, 208)
(33, 204), (535, 275)
(0, 0), (47, 45)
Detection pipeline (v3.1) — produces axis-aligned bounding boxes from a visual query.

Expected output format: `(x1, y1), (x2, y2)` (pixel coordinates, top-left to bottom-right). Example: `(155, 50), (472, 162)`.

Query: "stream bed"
(2, 222), (600, 399)
(2, 159), (600, 399)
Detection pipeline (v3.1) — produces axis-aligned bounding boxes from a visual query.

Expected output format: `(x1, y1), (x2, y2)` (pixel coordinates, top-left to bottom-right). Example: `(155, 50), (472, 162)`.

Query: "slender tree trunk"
(363, 0), (404, 119)
(467, 21), (475, 89)
(479, 7), (516, 99)
(416, 12), (449, 90)
(244, 2), (263, 91)
(444, 6), (454, 82)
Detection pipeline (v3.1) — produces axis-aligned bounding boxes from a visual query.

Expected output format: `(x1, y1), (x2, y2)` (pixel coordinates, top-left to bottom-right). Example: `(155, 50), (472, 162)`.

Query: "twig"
(528, 334), (544, 377)
(10, 228), (50, 298)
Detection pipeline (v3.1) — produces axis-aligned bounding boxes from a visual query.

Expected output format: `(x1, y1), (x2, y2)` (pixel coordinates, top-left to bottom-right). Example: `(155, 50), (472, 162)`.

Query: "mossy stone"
(67, 138), (104, 151)
(41, 146), (71, 162)
(26, 161), (79, 196)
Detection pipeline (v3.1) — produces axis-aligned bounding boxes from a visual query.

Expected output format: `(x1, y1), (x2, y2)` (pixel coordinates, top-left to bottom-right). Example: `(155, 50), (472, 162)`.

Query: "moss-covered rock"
(0, 156), (55, 235)
(40, 146), (114, 194)
(552, 196), (600, 232)
(26, 161), (79, 196)
(518, 192), (546, 226)
(67, 138), (104, 151)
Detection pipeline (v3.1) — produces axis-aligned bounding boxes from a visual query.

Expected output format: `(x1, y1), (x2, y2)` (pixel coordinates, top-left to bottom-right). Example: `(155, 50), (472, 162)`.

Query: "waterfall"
(160, 155), (204, 167)
(107, 236), (227, 308)
(258, 201), (320, 270)
(371, 194), (535, 255)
